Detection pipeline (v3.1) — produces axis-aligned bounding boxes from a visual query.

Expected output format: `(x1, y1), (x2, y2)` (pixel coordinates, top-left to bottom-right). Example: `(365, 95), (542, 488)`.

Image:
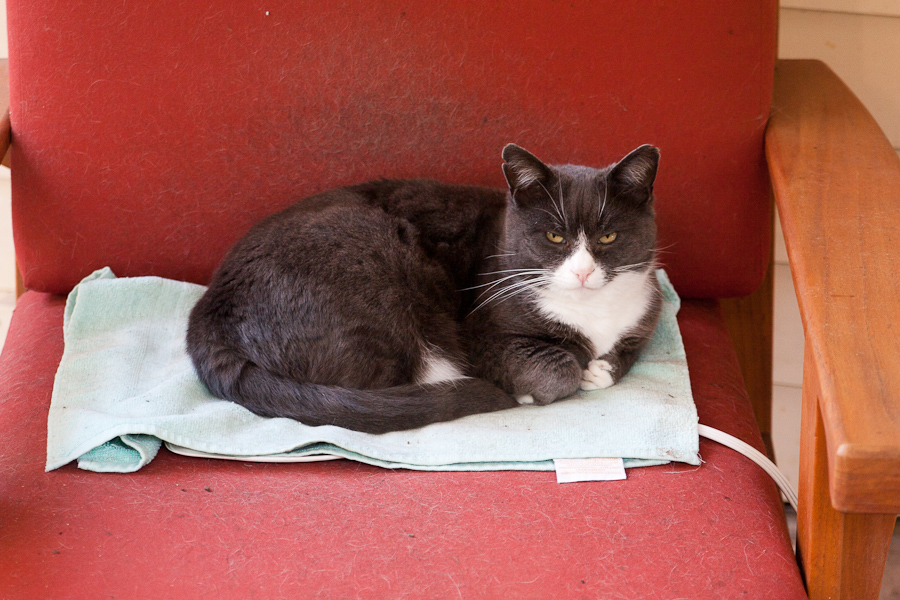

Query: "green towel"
(46, 268), (698, 473)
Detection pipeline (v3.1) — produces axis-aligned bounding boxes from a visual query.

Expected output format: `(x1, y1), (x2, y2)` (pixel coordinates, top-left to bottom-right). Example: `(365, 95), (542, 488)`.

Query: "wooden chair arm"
(767, 59), (900, 515)
(766, 59), (899, 600)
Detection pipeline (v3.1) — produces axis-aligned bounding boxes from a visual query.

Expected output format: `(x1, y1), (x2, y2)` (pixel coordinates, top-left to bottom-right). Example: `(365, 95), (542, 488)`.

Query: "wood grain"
(797, 344), (896, 600)
(766, 59), (900, 514)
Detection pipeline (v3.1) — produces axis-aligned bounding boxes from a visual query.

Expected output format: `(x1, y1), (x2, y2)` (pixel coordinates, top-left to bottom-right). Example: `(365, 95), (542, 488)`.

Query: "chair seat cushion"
(0, 293), (806, 599)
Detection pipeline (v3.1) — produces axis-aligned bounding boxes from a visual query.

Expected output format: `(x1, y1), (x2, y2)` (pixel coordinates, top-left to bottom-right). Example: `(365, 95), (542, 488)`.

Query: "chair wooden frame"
(1, 57), (896, 599)
(766, 59), (899, 599)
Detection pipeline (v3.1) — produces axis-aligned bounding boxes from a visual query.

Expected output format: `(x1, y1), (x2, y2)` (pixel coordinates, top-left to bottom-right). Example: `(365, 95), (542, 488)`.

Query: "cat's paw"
(580, 359), (614, 390)
(516, 394), (536, 405)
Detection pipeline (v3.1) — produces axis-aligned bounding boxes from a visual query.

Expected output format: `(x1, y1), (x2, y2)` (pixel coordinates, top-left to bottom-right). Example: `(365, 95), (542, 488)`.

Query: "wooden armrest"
(766, 59), (900, 515)
(1, 58), (9, 165)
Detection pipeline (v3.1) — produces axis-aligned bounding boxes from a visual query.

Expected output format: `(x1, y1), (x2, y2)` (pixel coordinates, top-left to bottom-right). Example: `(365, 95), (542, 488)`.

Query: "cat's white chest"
(533, 270), (654, 358)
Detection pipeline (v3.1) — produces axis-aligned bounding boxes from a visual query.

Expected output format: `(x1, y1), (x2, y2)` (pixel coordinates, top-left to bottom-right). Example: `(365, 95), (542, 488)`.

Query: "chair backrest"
(8, 1), (776, 298)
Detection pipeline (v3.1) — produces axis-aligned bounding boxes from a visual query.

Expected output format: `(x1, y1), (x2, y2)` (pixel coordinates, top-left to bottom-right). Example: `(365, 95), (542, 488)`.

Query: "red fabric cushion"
(8, 1), (775, 298)
(0, 293), (805, 599)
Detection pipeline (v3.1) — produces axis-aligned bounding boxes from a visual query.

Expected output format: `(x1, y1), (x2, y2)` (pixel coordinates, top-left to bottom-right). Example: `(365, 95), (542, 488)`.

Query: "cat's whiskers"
(460, 269), (548, 293)
(653, 243), (676, 256)
(612, 260), (659, 273)
(537, 180), (565, 227)
(535, 208), (565, 229)
(476, 268), (549, 276)
(484, 278), (553, 308)
(599, 182), (609, 220)
(557, 177), (569, 225)
(466, 271), (550, 301)
(470, 275), (553, 313)
(478, 280), (542, 308)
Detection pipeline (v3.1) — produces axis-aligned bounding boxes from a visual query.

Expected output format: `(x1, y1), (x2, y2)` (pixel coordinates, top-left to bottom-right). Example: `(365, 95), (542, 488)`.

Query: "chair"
(1, 2), (896, 597)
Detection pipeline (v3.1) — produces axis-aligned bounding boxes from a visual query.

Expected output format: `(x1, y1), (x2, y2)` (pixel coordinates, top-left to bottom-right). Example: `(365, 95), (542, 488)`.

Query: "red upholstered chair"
(1, 2), (897, 598)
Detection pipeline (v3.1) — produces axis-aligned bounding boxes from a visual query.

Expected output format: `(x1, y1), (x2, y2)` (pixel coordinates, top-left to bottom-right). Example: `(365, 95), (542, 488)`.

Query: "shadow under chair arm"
(766, 59), (900, 515)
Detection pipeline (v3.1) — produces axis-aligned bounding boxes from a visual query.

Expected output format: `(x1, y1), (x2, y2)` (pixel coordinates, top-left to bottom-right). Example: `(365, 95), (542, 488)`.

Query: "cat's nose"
(572, 268), (594, 285)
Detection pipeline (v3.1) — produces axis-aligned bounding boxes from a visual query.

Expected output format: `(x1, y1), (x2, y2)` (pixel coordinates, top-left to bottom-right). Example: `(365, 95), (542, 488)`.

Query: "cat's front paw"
(580, 359), (615, 390)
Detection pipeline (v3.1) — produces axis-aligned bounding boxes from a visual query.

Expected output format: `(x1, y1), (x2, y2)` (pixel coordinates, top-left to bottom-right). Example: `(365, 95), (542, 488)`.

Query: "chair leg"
(796, 345), (896, 600)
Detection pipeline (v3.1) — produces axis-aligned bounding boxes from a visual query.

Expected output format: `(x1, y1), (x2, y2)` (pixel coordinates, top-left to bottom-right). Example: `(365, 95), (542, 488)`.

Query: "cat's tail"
(191, 349), (519, 434)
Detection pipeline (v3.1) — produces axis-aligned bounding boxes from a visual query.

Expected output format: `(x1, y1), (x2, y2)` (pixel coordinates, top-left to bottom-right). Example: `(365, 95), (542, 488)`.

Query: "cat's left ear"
(609, 145), (660, 205)
(501, 144), (553, 194)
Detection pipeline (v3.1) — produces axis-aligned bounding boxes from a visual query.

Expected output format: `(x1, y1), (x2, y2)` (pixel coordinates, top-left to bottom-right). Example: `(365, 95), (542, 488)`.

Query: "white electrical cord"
(698, 424), (798, 511)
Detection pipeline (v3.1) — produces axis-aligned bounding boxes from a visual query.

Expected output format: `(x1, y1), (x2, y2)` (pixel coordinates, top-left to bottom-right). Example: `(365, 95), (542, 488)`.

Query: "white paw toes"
(516, 394), (536, 405)
(580, 359), (614, 390)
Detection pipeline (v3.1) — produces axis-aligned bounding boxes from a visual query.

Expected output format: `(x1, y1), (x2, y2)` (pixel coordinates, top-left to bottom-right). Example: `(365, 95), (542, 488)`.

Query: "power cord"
(698, 424), (798, 511)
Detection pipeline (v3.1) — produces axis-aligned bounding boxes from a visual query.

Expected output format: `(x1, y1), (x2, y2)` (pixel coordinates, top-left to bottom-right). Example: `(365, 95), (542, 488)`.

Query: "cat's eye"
(599, 232), (618, 244)
(546, 232), (565, 244)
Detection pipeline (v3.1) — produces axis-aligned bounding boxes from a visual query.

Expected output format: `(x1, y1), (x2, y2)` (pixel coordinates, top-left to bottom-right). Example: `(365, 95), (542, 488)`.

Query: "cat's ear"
(609, 145), (660, 205)
(501, 144), (553, 195)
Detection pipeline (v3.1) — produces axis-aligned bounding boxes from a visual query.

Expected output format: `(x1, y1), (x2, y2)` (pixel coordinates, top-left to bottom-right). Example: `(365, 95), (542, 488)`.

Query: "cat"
(186, 144), (662, 434)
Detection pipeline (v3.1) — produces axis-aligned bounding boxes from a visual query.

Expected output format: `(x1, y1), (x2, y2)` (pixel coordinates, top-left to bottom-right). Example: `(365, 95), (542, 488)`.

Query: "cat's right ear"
(608, 145), (660, 204)
(502, 144), (552, 196)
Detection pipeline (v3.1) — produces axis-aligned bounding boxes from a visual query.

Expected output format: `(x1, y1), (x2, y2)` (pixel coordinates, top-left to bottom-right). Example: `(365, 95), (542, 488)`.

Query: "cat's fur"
(186, 144), (662, 433)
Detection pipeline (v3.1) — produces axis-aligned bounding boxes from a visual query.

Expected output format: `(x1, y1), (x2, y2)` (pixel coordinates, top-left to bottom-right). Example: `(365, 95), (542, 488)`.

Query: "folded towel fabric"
(46, 268), (698, 473)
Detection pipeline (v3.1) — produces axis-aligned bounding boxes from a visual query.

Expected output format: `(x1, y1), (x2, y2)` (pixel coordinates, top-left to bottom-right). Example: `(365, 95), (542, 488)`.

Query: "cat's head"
(501, 143), (659, 294)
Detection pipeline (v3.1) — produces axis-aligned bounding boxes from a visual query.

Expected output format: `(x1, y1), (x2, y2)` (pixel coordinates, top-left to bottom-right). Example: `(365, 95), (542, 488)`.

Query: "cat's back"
(230, 178), (506, 261)
(190, 179), (506, 339)
(188, 178), (507, 389)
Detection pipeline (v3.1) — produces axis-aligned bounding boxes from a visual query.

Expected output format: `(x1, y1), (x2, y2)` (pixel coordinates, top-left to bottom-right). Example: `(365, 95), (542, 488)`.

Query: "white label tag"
(553, 458), (627, 483)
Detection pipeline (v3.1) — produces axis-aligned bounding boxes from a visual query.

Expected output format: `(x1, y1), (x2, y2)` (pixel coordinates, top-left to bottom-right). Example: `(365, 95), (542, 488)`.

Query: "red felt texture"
(8, 0), (775, 298)
(0, 294), (805, 599)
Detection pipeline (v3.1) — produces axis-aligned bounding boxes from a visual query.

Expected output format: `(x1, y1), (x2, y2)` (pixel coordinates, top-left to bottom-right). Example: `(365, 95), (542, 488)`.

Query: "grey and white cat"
(187, 144), (662, 433)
